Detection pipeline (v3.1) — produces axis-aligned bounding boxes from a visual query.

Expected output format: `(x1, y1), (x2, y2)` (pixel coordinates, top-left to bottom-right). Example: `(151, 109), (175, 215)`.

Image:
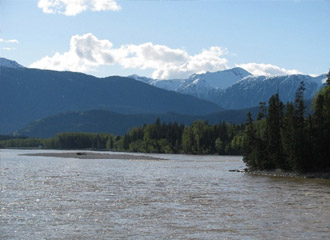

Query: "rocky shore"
(22, 151), (166, 161)
(247, 168), (330, 179)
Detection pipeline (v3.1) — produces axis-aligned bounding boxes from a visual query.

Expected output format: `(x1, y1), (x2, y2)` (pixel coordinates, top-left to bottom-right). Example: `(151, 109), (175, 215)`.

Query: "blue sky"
(0, 0), (329, 79)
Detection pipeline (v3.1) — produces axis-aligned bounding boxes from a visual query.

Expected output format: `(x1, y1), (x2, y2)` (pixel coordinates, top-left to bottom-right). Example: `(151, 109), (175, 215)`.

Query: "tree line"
(1, 70), (329, 173)
(242, 71), (330, 172)
(122, 119), (244, 154)
(0, 120), (245, 155)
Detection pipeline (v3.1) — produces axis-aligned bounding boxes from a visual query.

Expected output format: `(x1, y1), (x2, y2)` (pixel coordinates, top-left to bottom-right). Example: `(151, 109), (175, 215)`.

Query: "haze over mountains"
(0, 58), (326, 137)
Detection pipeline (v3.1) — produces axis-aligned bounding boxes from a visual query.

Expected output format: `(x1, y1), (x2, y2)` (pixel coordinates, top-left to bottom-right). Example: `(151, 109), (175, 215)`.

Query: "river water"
(1, 149), (330, 239)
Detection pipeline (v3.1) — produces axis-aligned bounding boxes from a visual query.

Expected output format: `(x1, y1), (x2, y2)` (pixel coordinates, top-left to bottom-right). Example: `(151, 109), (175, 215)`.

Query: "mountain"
(176, 67), (251, 100)
(130, 67), (251, 99)
(214, 74), (325, 109)
(0, 65), (221, 134)
(16, 98), (316, 138)
(16, 107), (261, 138)
(129, 75), (184, 92)
(0, 57), (23, 68)
(131, 69), (326, 109)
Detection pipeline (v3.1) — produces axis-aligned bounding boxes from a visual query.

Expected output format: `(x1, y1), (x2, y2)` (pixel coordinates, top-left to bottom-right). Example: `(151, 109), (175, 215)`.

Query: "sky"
(0, 0), (329, 79)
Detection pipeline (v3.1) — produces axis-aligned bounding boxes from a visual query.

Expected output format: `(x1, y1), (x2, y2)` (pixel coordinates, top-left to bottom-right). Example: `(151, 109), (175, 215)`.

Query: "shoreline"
(246, 169), (330, 179)
(22, 151), (167, 161)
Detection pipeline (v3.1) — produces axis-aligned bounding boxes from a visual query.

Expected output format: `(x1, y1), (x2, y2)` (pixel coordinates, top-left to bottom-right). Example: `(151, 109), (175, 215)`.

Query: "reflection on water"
(1, 149), (330, 239)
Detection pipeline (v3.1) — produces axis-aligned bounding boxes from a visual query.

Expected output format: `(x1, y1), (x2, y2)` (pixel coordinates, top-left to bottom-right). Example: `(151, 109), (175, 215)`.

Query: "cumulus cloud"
(236, 63), (302, 76)
(30, 33), (115, 72)
(30, 33), (229, 79)
(151, 47), (228, 79)
(30, 33), (303, 79)
(38, 0), (120, 16)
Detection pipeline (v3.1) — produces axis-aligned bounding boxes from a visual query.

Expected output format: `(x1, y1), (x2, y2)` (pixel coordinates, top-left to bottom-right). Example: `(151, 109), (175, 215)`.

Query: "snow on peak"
(184, 67), (252, 90)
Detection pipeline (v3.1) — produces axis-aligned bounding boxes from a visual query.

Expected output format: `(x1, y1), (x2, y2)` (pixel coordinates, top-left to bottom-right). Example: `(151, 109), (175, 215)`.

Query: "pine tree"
(257, 102), (266, 120)
(326, 70), (330, 86)
(312, 93), (325, 169)
(281, 102), (295, 170)
(293, 81), (307, 170)
(266, 94), (284, 169)
(242, 112), (257, 168)
(313, 85), (330, 169)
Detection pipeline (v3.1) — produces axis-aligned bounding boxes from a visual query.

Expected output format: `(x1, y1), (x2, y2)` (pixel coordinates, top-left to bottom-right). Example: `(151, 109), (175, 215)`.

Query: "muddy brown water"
(1, 149), (329, 239)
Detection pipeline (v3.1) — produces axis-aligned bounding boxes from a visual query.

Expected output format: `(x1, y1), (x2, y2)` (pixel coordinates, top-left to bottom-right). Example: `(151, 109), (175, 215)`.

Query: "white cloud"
(38, 0), (120, 16)
(0, 38), (19, 44)
(2, 47), (15, 51)
(151, 46), (228, 79)
(30, 33), (229, 79)
(0, 38), (19, 51)
(30, 33), (304, 79)
(30, 33), (115, 72)
(236, 63), (302, 76)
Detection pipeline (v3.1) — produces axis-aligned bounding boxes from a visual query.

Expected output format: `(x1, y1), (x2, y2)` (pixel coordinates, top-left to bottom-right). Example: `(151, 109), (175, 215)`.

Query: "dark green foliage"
(281, 102), (296, 170)
(292, 81), (308, 170)
(242, 112), (257, 167)
(122, 119), (244, 155)
(242, 81), (330, 173)
(266, 94), (284, 169)
(311, 86), (330, 169)
(0, 118), (245, 155)
(0, 132), (124, 150)
(0, 138), (43, 148)
(257, 102), (266, 120)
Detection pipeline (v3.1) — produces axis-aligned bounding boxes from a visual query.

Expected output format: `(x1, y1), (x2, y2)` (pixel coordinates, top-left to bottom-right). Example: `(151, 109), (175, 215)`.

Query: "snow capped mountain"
(130, 67), (251, 99)
(130, 68), (327, 109)
(177, 67), (251, 100)
(215, 74), (326, 109)
(2, 57), (326, 110)
(0, 57), (23, 68)
(183, 67), (251, 90)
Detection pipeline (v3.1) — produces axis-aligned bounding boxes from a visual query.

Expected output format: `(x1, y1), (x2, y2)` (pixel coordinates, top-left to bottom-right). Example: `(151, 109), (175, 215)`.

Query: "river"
(1, 149), (329, 239)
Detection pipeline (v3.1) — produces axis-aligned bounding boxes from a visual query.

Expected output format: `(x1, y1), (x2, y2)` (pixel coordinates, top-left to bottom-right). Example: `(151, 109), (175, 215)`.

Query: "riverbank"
(247, 169), (330, 179)
(22, 151), (167, 161)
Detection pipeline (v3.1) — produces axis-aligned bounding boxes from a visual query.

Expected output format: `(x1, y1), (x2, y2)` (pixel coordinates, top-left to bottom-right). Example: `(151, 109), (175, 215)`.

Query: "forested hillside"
(0, 66), (221, 134)
(242, 71), (330, 172)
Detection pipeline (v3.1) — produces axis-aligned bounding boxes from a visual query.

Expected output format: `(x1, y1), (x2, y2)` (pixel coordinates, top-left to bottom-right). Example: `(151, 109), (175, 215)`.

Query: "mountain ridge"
(0, 57), (24, 69)
(0, 65), (221, 134)
(130, 68), (326, 109)
(16, 107), (261, 138)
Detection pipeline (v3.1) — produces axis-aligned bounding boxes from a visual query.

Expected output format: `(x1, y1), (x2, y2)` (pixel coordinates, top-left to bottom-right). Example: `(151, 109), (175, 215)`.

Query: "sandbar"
(22, 151), (166, 161)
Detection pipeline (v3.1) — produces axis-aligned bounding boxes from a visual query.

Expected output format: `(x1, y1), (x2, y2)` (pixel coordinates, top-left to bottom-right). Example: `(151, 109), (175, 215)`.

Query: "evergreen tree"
(293, 81), (307, 170)
(281, 102), (295, 170)
(257, 102), (267, 120)
(326, 70), (330, 86)
(242, 112), (257, 168)
(182, 126), (194, 154)
(313, 86), (330, 169)
(266, 94), (284, 169)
